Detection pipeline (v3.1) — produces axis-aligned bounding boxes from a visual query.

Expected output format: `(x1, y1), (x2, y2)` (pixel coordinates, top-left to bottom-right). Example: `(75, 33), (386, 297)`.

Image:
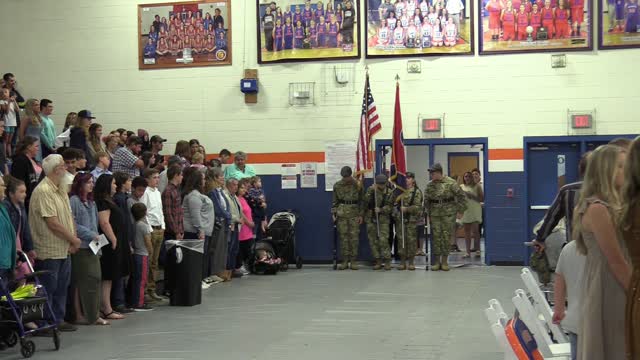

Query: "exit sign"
(571, 114), (592, 129)
(422, 118), (441, 132)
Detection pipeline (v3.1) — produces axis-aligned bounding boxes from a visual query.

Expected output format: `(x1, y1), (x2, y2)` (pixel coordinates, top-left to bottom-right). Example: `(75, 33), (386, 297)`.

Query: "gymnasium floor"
(4, 263), (523, 360)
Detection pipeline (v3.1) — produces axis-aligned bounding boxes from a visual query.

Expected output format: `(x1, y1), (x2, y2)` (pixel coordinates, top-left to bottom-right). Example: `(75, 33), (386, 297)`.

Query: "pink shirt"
(238, 196), (254, 241)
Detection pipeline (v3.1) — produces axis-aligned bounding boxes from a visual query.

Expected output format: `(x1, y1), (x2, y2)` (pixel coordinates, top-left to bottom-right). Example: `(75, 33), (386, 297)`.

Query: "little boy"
(130, 203), (154, 311)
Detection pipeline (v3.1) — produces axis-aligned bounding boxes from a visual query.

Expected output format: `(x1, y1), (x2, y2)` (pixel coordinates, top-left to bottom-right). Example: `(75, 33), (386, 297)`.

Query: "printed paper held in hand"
(89, 234), (109, 255)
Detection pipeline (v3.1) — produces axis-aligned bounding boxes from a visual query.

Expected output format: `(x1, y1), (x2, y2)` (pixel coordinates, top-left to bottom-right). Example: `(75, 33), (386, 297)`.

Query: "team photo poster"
(478, 0), (592, 54)
(598, 0), (640, 49)
(256, 0), (361, 64)
(137, 0), (232, 70)
(365, 0), (474, 57)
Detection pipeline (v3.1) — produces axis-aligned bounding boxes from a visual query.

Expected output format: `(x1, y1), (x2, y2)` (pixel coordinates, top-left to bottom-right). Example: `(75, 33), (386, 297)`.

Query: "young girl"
(419, 0), (430, 15)
(414, 8), (424, 26)
(400, 13), (410, 28)
(283, 6), (293, 25)
(444, 17), (457, 46)
(555, 1), (570, 38)
(501, 1), (517, 41)
(377, 18), (391, 46)
(273, 18), (284, 51)
(193, 34), (205, 53)
(283, 17), (295, 49)
(406, 0), (418, 17)
(335, 3), (344, 27)
(392, 22), (406, 46)
(541, 0), (555, 38)
(530, 3), (542, 39)
(406, 19), (419, 47)
(626, 0), (640, 33)
(130, 203), (154, 311)
(325, 2), (335, 23)
(327, 15), (340, 47)
(276, 7), (284, 25)
(169, 35), (182, 55)
(182, 35), (193, 49)
(309, 19), (318, 47)
(314, 1), (325, 22)
(395, 0), (407, 17)
(303, 1), (314, 27)
(294, 20), (305, 48)
(427, 6), (438, 25)
(293, 5), (304, 26)
(248, 176), (268, 242)
(3, 176), (34, 283)
(516, 4), (530, 40)
(316, 16), (327, 47)
(485, 0), (503, 40)
(205, 34), (215, 52)
(388, 11), (399, 29)
(432, 18), (444, 46)
(237, 179), (255, 274)
(0, 88), (18, 157)
(421, 20), (433, 47)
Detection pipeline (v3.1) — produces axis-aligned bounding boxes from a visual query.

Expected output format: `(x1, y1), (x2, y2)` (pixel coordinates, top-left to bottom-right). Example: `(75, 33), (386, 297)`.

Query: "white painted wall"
(405, 145), (430, 189)
(1, 0), (639, 174)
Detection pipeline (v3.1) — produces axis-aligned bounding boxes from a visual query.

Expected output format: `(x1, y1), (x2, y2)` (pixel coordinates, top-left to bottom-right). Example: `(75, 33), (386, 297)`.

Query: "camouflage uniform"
(364, 183), (393, 270)
(332, 176), (364, 270)
(393, 185), (423, 270)
(424, 169), (467, 271)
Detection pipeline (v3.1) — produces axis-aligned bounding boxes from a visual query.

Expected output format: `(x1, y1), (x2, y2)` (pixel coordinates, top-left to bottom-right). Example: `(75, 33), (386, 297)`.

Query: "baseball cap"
(375, 174), (388, 184)
(150, 135), (167, 143)
(77, 110), (95, 119)
(428, 163), (443, 173)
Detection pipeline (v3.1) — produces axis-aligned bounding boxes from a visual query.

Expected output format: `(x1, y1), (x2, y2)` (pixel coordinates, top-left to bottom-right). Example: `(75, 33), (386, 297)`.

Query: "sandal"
(95, 318), (110, 326)
(101, 311), (125, 320)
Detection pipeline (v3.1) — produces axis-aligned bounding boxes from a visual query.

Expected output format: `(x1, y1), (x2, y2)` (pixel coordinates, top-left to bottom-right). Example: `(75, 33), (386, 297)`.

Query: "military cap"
(375, 174), (388, 184)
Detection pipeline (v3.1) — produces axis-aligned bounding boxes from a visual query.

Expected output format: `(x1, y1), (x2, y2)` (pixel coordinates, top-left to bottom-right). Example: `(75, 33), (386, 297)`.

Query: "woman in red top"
(485, 0), (504, 40)
(541, 0), (555, 38)
(501, 1), (517, 40)
(555, 1), (570, 38)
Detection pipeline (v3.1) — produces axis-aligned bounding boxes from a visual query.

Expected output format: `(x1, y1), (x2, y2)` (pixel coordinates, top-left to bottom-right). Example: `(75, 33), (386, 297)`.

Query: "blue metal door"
(526, 142), (581, 244)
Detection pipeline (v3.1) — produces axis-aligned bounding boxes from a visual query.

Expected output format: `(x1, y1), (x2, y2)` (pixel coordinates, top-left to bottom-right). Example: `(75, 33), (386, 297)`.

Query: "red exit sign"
(571, 114), (593, 129)
(422, 118), (441, 132)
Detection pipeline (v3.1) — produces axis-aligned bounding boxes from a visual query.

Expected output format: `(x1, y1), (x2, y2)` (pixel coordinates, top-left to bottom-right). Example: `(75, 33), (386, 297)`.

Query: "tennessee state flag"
(389, 82), (406, 191)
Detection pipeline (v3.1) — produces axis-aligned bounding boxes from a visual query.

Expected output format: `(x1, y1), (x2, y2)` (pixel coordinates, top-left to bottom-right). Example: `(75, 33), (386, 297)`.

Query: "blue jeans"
(568, 332), (577, 360)
(35, 257), (71, 324)
(111, 277), (127, 308)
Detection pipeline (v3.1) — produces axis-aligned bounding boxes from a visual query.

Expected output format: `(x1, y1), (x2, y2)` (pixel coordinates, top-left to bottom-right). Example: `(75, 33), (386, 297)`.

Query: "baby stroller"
(0, 253), (61, 358)
(264, 211), (302, 271)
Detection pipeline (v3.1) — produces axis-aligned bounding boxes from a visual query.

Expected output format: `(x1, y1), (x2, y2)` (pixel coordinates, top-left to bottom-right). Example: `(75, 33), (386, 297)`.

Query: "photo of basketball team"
(479, 0), (591, 53)
(365, 0), (473, 57)
(138, 1), (231, 69)
(599, 0), (640, 48)
(257, 0), (360, 63)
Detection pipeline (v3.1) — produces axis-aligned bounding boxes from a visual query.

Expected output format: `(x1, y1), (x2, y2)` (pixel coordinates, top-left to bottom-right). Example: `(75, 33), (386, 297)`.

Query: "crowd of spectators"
(0, 73), (267, 333)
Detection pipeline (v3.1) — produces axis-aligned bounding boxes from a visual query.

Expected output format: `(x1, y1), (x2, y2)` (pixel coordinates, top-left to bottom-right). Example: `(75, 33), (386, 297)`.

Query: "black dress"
(97, 198), (131, 280)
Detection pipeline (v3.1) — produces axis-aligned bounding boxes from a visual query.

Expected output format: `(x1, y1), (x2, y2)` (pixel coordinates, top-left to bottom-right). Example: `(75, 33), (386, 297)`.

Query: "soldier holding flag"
(364, 174), (394, 270)
(393, 172), (423, 270)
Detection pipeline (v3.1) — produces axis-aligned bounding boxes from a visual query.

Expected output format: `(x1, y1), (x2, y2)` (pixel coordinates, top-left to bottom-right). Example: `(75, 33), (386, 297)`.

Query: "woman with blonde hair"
(18, 99), (42, 161)
(87, 123), (105, 168)
(573, 144), (631, 360)
(460, 171), (483, 258)
(621, 136), (640, 359)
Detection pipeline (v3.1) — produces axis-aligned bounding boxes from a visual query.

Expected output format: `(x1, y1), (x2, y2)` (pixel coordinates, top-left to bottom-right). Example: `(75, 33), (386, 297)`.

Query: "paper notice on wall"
(281, 164), (298, 189)
(325, 141), (356, 191)
(300, 162), (318, 188)
(557, 154), (566, 189)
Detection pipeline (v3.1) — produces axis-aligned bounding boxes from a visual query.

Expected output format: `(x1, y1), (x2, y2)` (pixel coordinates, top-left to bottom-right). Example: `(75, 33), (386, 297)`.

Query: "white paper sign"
(281, 163), (299, 176)
(89, 234), (109, 255)
(300, 162), (318, 188)
(281, 175), (297, 189)
(325, 141), (356, 191)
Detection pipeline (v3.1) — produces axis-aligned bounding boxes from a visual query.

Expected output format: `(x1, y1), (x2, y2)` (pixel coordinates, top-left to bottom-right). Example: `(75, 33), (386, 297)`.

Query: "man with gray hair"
(223, 151), (256, 180)
(29, 154), (81, 332)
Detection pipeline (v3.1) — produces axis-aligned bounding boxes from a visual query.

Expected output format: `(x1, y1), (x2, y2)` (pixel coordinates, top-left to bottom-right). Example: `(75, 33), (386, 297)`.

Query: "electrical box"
(240, 79), (258, 94)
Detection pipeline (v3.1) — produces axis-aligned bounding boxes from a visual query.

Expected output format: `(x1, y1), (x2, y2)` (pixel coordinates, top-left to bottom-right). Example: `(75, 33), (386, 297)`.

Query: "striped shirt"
(535, 181), (582, 244)
(29, 177), (76, 260)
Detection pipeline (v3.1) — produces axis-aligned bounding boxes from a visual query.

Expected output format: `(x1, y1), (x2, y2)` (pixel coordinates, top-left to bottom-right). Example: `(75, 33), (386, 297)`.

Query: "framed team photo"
(137, 0), (232, 70)
(256, 0), (361, 64)
(598, 0), (640, 49)
(365, 0), (475, 58)
(478, 0), (592, 54)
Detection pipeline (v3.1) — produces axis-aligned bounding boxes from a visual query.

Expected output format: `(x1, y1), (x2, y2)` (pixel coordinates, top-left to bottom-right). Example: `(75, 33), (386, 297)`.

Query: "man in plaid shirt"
(112, 136), (144, 179)
(161, 164), (184, 241)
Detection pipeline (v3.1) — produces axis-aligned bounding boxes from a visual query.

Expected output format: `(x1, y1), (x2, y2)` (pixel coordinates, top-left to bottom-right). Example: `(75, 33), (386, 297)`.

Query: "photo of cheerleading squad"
(480, 0), (590, 52)
(138, 1), (231, 69)
(599, 0), (640, 48)
(257, 0), (359, 63)
(366, 0), (473, 56)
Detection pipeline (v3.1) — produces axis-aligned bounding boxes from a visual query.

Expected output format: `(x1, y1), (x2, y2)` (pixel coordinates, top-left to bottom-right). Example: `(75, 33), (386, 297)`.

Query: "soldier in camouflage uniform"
(393, 172), (423, 271)
(424, 163), (467, 271)
(331, 166), (364, 270)
(364, 174), (394, 270)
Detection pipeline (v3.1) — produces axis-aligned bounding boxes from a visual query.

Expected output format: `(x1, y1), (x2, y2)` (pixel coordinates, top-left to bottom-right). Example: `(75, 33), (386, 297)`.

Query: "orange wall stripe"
(488, 149), (523, 160)
(204, 149), (523, 164)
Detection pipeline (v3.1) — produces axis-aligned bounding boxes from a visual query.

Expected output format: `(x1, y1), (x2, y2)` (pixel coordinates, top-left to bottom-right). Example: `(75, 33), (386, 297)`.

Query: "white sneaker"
(210, 275), (224, 283)
(239, 266), (250, 275)
(201, 281), (211, 289)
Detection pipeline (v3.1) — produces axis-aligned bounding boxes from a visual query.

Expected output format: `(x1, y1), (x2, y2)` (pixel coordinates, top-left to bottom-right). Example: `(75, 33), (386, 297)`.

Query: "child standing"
(248, 176), (268, 241)
(130, 203), (154, 311)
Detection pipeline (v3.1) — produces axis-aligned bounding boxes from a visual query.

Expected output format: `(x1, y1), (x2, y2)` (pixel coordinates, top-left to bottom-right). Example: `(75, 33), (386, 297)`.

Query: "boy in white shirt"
(552, 240), (586, 360)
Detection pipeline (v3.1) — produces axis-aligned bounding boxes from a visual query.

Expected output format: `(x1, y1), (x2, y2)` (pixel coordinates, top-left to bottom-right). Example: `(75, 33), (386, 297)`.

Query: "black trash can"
(164, 240), (204, 306)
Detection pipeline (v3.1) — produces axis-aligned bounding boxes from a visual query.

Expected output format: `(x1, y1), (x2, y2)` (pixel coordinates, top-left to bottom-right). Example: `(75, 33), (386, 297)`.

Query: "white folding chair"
(520, 268), (568, 344)
(512, 290), (571, 359)
(484, 299), (518, 360)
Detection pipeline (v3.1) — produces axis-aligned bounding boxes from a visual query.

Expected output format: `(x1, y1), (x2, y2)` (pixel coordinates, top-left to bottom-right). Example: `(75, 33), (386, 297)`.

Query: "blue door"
(526, 142), (581, 247)
(585, 141), (610, 151)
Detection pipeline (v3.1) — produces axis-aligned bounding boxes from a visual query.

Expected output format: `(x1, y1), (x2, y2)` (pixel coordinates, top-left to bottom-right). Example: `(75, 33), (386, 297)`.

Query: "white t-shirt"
(554, 240), (586, 334)
(0, 100), (17, 127)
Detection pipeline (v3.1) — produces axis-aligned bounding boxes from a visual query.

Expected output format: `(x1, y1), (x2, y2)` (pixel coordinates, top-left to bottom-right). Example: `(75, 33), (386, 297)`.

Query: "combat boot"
(338, 260), (349, 270)
(372, 259), (382, 270)
(407, 257), (416, 271)
(441, 256), (450, 271)
(431, 257), (441, 271)
(397, 257), (407, 270)
(383, 259), (392, 271)
(350, 260), (359, 270)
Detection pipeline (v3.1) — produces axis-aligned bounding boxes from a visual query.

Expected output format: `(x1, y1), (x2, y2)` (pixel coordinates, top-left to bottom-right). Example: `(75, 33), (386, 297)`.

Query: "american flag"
(356, 74), (380, 174)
